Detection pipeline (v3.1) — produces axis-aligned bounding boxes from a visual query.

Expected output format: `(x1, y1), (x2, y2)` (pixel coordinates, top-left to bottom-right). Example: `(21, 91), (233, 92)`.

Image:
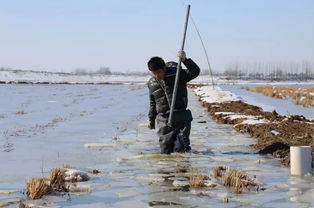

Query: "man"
(147, 51), (200, 154)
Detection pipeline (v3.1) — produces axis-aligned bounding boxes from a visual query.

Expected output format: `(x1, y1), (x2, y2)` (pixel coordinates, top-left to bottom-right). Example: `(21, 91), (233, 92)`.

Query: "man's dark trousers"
(156, 114), (191, 154)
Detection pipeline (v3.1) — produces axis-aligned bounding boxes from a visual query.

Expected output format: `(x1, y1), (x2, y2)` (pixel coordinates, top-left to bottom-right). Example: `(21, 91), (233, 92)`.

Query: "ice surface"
(0, 84), (313, 207)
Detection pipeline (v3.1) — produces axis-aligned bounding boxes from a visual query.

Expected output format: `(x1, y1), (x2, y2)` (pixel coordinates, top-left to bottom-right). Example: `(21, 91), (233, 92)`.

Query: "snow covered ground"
(194, 85), (314, 120)
(0, 69), (149, 84)
(1, 68), (314, 85)
(194, 86), (272, 125)
(194, 86), (239, 103)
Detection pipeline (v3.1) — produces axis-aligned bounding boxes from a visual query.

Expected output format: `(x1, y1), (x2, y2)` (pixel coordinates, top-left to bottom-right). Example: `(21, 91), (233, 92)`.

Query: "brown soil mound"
(200, 100), (314, 167)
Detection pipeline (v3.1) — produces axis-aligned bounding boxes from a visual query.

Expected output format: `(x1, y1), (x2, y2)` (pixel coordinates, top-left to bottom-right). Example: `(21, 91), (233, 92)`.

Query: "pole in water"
(168, 4), (191, 126)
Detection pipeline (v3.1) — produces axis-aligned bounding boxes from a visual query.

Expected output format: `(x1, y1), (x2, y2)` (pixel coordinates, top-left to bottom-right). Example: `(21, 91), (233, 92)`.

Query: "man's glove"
(177, 50), (186, 61)
(148, 120), (155, 129)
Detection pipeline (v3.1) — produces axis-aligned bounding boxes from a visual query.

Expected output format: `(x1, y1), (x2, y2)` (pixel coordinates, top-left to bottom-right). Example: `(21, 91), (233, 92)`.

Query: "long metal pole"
(168, 4), (191, 126)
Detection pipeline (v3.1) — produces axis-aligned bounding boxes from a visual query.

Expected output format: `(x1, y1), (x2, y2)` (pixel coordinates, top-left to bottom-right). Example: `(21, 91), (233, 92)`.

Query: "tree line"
(221, 61), (314, 80)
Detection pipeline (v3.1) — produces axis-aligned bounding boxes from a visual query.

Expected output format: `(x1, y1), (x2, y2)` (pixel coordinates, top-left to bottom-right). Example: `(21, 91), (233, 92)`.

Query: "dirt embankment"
(190, 85), (314, 167)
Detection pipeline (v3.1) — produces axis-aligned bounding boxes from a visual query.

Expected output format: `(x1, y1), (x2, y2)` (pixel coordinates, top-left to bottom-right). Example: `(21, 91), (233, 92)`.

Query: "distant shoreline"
(0, 80), (145, 85)
(1, 80), (314, 85)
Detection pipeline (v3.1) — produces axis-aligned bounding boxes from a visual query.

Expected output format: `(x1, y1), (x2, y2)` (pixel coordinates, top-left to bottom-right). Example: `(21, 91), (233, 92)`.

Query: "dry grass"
(48, 168), (68, 192)
(88, 169), (101, 174)
(15, 110), (26, 115)
(26, 178), (51, 200)
(242, 86), (314, 107)
(52, 117), (66, 123)
(223, 197), (229, 203)
(212, 166), (258, 194)
(189, 173), (208, 188)
(25, 166), (87, 200)
(222, 170), (247, 193)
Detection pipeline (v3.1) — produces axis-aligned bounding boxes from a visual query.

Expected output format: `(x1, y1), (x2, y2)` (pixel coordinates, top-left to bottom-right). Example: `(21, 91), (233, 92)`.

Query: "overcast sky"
(0, 0), (313, 72)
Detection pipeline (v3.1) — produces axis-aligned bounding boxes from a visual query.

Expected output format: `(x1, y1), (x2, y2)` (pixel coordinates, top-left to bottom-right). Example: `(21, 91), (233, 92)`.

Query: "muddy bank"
(192, 86), (314, 167)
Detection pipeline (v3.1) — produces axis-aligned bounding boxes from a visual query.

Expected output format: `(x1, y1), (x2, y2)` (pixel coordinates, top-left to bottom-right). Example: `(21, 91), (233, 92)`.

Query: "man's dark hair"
(147, 57), (166, 71)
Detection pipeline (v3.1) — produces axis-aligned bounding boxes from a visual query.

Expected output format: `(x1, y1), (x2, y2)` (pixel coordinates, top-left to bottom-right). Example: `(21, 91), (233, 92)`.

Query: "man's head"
(147, 56), (166, 80)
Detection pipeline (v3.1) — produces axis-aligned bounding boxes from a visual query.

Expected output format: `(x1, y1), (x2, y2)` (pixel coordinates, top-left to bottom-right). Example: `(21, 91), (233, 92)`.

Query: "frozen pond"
(0, 84), (313, 207)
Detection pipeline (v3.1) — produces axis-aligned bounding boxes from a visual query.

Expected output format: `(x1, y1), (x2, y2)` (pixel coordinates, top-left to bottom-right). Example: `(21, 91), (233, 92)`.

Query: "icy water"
(0, 84), (313, 208)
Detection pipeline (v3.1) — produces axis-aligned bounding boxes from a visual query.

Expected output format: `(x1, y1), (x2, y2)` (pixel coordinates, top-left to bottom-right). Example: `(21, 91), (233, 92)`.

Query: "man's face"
(151, 68), (166, 80)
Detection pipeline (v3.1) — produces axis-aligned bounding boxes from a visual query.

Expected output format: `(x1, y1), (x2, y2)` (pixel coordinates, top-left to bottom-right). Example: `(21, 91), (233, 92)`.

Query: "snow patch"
(194, 86), (238, 103)
(226, 114), (260, 121)
(271, 130), (281, 136)
(240, 119), (269, 125)
(65, 169), (89, 182)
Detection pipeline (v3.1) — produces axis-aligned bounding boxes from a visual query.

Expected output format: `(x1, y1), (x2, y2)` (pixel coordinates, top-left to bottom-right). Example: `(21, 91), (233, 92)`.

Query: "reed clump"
(48, 168), (68, 192)
(212, 166), (258, 194)
(25, 166), (89, 200)
(189, 173), (208, 187)
(26, 178), (51, 200)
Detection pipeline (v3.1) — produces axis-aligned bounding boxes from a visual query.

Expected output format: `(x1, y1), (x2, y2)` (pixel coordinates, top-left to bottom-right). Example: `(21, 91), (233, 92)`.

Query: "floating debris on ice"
(114, 137), (150, 144)
(88, 169), (102, 174)
(172, 177), (190, 187)
(130, 175), (165, 183)
(84, 143), (114, 150)
(65, 169), (89, 182)
(204, 181), (217, 188)
(0, 190), (18, 194)
(68, 183), (91, 193)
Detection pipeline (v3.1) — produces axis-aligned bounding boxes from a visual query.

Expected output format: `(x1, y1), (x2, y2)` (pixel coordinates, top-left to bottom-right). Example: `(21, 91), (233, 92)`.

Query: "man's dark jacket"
(147, 58), (200, 123)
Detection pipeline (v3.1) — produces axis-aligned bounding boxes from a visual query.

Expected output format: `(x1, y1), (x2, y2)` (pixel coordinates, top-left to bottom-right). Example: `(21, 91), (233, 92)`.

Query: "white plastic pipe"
(290, 146), (312, 175)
